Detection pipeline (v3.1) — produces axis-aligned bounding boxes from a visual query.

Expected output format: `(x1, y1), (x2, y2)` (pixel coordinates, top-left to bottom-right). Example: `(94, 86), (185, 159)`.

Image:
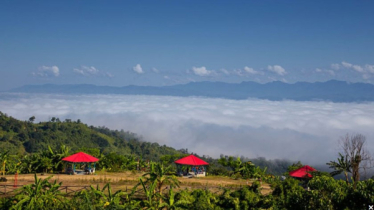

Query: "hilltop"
(0, 111), (182, 160)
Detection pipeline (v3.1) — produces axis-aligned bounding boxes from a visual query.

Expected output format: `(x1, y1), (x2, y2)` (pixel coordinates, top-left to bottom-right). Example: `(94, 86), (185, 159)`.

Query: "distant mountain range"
(9, 80), (374, 102)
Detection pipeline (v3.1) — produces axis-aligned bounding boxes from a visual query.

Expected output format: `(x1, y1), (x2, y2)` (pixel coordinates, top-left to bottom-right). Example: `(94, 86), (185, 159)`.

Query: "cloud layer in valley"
(1, 93), (374, 164)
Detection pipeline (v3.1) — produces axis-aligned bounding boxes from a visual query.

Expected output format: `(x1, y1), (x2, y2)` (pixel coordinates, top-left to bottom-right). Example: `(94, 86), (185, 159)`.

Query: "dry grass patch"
(1, 172), (272, 195)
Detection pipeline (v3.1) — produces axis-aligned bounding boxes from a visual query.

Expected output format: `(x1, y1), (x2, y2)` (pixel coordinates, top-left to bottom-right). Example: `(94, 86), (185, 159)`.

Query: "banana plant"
(20, 154), (40, 174)
(326, 153), (351, 184)
(5, 157), (21, 175)
(0, 151), (9, 175)
(74, 183), (134, 209)
(159, 187), (192, 210)
(47, 145), (71, 172)
(12, 174), (65, 210)
(73, 185), (106, 209)
(120, 156), (138, 171)
(138, 178), (159, 209)
(143, 162), (180, 193)
(101, 183), (128, 207)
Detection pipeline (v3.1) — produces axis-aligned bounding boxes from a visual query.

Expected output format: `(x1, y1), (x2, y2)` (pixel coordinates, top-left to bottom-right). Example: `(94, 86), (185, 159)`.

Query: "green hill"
(0, 111), (182, 161)
(0, 111), (297, 175)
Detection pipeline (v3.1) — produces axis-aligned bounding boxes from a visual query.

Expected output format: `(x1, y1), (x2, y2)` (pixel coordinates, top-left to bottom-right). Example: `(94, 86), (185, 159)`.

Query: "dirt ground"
(0, 171), (272, 195)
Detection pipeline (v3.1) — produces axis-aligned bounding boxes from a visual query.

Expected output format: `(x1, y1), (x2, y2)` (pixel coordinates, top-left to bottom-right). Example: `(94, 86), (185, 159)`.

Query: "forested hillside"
(0, 111), (299, 175)
(0, 111), (182, 161)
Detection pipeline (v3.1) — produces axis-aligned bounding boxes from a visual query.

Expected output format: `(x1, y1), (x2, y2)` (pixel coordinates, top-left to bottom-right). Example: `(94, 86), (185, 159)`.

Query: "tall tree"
(340, 133), (372, 188)
(28, 116), (35, 123)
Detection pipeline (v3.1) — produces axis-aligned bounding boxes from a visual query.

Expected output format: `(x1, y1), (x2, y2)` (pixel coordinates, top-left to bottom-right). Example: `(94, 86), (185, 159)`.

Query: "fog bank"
(1, 93), (374, 164)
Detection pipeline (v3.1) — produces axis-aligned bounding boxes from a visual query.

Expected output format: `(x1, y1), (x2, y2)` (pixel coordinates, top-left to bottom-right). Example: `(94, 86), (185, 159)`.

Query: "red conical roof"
(289, 165), (316, 178)
(62, 152), (99, 163)
(174, 154), (209, 165)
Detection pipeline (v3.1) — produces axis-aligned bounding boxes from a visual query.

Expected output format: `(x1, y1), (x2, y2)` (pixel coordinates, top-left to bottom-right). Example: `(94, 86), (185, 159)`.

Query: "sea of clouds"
(1, 93), (374, 165)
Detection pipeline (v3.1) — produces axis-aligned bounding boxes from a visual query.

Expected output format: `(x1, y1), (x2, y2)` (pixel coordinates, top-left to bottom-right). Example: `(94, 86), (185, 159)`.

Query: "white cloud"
(2, 93), (374, 164)
(315, 68), (335, 76)
(220, 69), (230, 75)
(365, 65), (374, 73)
(133, 64), (143, 74)
(280, 78), (288, 83)
(33, 66), (60, 77)
(267, 65), (287, 76)
(232, 69), (244, 76)
(163, 75), (169, 79)
(74, 66), (99, 75)
(105, 72), (114, 78)
(73, 66), (113, 77)
(192, 66), (212, 76)
(363, 74), (371, 80)
(352, 65), (364, 73)
(339, 61), (374, 74)
(244, 66), (259, 74)
(151, 68), (159, 73)
(341, 61), (353, 68)
(326, 70), (335, 76)
(331, 63), (340, 70)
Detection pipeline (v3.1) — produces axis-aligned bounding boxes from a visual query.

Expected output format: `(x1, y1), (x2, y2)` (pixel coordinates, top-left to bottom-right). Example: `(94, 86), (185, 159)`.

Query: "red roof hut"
(174, 155), (209, 177)
(174, 154), (209, 166)
(62, 152), (99, 174)
(289, 165), (316, 178)
(62, 152), (99, 162)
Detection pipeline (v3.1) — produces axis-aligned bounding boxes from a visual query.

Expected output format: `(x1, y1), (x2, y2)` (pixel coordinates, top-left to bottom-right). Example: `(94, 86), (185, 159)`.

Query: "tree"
(326, 153), (351, 184)
(219, 156), (240, 171)
(340, 133), (372, 187)
(285, 161), (304, 174)
(20, 154), (40, 174)
(28, 116), (35, 123)
(218, 156), (243, 176)
(39, 157), (53, 174)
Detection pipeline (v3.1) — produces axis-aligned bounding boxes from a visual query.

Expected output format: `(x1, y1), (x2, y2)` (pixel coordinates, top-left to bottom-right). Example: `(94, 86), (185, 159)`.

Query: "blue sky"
(1, 0), (374, 91)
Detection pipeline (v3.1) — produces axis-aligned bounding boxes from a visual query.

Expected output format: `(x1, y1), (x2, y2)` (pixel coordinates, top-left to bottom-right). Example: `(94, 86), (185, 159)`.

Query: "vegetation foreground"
(1, 167), (374, 210)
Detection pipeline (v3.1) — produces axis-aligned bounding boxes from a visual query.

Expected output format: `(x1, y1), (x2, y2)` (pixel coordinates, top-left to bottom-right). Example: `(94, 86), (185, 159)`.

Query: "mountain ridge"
(9, 80), (374, 102)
